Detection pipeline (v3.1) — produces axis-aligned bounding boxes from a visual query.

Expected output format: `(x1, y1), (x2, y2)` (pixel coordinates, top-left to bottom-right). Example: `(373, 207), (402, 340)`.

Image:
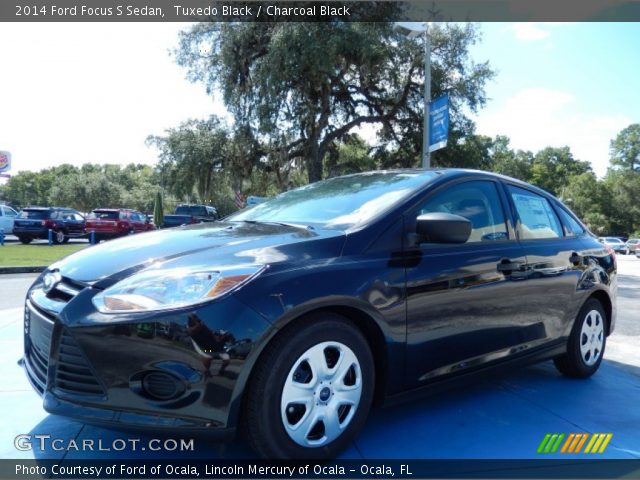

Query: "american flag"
(235, 190), (246, 209)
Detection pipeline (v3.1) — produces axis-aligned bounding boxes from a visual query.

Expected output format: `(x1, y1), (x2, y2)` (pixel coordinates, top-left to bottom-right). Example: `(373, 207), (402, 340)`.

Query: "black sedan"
(22, 169), (616, 459)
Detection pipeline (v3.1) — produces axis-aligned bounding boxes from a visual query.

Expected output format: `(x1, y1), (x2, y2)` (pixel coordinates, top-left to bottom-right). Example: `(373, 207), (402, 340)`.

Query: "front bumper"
(23, 277), (273, 433)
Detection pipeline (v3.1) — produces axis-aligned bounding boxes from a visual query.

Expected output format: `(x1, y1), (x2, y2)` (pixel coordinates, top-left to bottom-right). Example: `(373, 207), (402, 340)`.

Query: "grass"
(0, 244), (88, 267)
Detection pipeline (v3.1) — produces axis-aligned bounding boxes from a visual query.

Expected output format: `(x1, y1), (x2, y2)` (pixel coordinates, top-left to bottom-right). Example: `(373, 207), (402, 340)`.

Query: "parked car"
(85, 209), (154, 242)
(625, 238), (639, 254)
(598, 237), (629, 255)
(13, 207), (85, 244)
(23, 170), (616, 459)
(161, 204), (218, 228)
(0, 204), (18, 235)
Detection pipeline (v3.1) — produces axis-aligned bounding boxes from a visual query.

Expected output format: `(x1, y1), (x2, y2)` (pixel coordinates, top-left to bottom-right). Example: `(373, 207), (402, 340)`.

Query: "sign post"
(428, 94), (449, 153)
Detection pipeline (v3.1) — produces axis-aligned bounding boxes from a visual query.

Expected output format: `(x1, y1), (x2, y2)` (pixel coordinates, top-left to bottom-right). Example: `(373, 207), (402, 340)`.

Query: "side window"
(418, 181), (509, 243)
(557, 207), (585, 236)
(508, 186), (563, 239)
(6, 208), (17, 217)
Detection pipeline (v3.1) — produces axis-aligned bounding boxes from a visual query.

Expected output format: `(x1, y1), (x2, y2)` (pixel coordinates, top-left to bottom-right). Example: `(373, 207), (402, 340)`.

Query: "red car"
(85, 209), (154, 242)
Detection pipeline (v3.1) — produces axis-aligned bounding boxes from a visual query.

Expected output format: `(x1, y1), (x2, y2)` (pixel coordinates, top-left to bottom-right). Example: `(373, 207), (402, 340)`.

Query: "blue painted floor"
(1, 311), (639, 461)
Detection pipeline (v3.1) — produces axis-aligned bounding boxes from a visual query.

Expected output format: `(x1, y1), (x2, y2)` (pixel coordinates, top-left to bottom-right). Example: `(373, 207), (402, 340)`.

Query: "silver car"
(598, 237), (630, 255)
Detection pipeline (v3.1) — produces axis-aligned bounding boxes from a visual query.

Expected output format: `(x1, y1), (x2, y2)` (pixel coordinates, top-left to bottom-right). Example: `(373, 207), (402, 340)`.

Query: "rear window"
(176, 206), (206, 216)
(18, 209), (50, 219)
(90, 211), (119, 220)
(556, 207), (585, 236)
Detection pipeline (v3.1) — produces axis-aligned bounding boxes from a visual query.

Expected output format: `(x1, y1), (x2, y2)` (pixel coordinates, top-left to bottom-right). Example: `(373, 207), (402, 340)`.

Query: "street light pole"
(422, 25), (431, 169)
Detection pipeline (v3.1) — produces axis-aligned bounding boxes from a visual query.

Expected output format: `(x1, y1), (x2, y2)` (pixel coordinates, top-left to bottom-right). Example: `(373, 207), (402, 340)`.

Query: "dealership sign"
(0, 151), (11, 173)
(429, 94), (449, 153)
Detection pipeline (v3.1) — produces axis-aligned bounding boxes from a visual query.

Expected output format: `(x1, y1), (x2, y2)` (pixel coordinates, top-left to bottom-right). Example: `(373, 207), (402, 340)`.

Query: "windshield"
(18, 209), (50, 219)
(228, 171), (437, 229)
(605, 237), (622, 243)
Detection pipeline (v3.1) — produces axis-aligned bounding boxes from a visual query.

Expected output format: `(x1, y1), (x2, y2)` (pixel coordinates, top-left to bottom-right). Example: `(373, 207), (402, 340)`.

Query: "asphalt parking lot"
(0, 256), (638, 461)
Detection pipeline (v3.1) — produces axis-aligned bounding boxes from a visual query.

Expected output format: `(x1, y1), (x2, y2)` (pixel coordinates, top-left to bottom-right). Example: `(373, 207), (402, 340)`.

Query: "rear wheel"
(554, 298), (606, 378)
(243, 313), (374, 459)
(18, 236), (31, 244)
(53, 230), (66, 245)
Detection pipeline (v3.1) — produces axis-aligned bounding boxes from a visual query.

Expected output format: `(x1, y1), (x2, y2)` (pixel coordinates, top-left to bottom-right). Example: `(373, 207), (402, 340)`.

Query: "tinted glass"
(18, 209), (50, 219)
(230, 171), (437, 229)
(508, 186), (563, 239)
(557, 207), (585, 236)
(176, 206), (207, 216)
(91, 211), (119, 220)
(418, 181), (508, 243)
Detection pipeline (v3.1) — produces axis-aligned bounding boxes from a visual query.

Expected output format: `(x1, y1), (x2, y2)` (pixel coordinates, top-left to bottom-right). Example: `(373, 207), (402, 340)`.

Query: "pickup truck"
(0, 204), (19, 234)
(161, 204), (218, 229)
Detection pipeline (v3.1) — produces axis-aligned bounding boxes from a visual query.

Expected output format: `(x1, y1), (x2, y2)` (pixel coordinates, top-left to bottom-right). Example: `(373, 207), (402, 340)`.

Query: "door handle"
(497, 260), (523, 273)
(569, 252), (583, 265)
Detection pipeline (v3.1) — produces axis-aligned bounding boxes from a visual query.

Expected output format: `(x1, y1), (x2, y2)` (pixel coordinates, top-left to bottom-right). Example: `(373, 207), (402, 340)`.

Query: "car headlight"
(92, 264), (265, 313)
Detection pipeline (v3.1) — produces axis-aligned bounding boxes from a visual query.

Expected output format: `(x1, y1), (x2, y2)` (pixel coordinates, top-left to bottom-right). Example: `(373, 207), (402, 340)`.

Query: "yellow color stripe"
(574, 434), (589, 453)
(584, 434), (598, 453)
(591, 434), (606, 453)
(561, 434), (576, 453)
(598, 434), (613, 453)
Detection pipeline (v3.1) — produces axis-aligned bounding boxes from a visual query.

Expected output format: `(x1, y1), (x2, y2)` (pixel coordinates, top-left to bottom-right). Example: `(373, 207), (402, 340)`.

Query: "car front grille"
(46, 278), (84, 303)
(24, 302), (54, 395)
(54, 329), (106, 397)
(24, 278), (106, 398)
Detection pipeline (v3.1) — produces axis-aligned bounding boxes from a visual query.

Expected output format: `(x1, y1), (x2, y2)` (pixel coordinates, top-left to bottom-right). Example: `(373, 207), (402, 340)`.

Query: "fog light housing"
(142, 372), (185, 400)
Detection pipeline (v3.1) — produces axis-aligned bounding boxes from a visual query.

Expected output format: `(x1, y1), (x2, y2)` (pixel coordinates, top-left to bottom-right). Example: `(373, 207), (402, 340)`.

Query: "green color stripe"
(550, 433), (566, 453)
(544, 434), (559, 453)
(537, 434), (552, 454)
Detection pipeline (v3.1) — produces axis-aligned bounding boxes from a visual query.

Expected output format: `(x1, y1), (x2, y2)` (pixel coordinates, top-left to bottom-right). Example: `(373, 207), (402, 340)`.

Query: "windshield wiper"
(233, 220), (314, 230)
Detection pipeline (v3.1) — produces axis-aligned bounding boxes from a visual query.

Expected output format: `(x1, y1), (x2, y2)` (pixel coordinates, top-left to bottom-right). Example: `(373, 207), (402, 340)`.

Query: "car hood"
(50, 221), (346, 285)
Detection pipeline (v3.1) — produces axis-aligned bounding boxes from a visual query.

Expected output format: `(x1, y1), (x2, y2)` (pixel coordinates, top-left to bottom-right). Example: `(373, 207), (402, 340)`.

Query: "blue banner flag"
(429, 94), (449, 153)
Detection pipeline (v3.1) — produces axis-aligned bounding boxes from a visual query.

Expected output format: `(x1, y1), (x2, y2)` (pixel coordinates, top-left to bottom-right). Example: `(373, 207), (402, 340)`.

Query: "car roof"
(24, 206), (75, 211)
(339, 168), (562, 201)
(92, 208), (132, 212)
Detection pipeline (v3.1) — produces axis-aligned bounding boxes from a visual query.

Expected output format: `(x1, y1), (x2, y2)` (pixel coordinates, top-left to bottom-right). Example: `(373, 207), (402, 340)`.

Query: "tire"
(53, 230), (65, 245)
(242, 313), (374, 459)
(18, 236), (31, 245)
(554, 298), (606, 378)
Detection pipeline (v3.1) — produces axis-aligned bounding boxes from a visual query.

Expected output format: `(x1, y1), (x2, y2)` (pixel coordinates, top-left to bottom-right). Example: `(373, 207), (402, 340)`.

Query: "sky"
(470, 23), (639, 177)
(0, 22), (638, 182)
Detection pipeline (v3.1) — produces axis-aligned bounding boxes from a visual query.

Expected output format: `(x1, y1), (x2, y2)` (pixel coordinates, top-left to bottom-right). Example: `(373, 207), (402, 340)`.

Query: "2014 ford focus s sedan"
(22, 169), (616, 459)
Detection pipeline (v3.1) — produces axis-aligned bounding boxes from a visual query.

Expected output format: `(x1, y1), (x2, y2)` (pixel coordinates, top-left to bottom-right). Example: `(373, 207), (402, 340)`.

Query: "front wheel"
(554, 298), (606, 378)
(18, 236), (31, 244)
(243, 313), (374, 459)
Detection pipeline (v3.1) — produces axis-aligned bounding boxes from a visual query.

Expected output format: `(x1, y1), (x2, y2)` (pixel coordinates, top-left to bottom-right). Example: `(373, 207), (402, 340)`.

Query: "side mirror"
(416, 212), (472, 244)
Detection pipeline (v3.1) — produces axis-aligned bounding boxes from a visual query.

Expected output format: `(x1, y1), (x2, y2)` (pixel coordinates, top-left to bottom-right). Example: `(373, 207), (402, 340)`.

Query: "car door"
(504, 184), (588, 342)
(5, 207), (18, 234)
(405, 179), (544, 388)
